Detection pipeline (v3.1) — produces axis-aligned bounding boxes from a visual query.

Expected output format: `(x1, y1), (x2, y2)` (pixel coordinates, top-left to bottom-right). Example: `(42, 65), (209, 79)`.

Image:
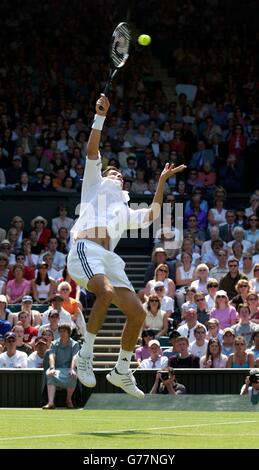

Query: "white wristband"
(92, 114), (106, 130)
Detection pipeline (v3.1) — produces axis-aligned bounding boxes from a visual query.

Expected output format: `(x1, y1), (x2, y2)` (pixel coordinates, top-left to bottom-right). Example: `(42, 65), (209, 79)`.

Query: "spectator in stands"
(194, 292), (210, 325)
(219, 210), (237, 243)
(219, 258), (248, 299)
(29, 230), (45, 255)
(249, 264), (259, 294)
(12, 324), (33, 356)
(241, 253), (254, 280)
(162, 329), (181, 359)
(42, 323), (79, 409)
(231, 303), (259, 348)
(139, 339), (168, 369)
(206, 318), (224, 343)
(143, 247), (176, 285)
(150, 368), (186, 395)
(30, 216), (52, 247)
(27, 336), (48, 368)
(144, 263), (175, 299)
(7, 228), (20, 255)
(31, 262), (56, 304)
(40, 328), (54, 349)
(200, 338), (228, 368)
(168, 336), (200, 368)
(135, 329), (156, 365)
(245, 215), (259, 248)
(183, 214), (205, 248)
(0, 332), (28, 368)
(175, 252), (196, 309)
(189, 324), (208, 359)
(219, 154), (243, 192)
(209, 249), (229, 282)
(247, 293), (259, 324)
(191, 264), (210, 295)
(57, 282), (85, 337)
(230, 280), (251, 310)
(9, 217), (27, 249)
(143, 293), (168, 338)
(228, 125), (246, 157)
(41, 238), (66, 272)
(240, 368), (259, 397)
(205, 279), (219, 310)
(247, 331), (259, 361)
(177, 307), (202, 343)
(8, 253), (35, 280)
(227, 335), (254, 368)
(0, 252), (9, 284)
(41, 293), (74, 328)
(15, 295), (42, 327)
(0, 294), (13, 326)
(221, 328), (235, 357)
(40, 253), (61, 281)
(38, 310), (61, 340)
(57, 266), (80, 300)
(17, 310), (38, 345)
(21, 239), (39, 268)
(5, 264), (31, 304)
(189, 139), (214, 170)
(210, 290), (237, 329)
(56, 227), (71, 254)
(228, 227), (252, 254)
(245, 194), (259, 218)
(252, 241), (259, 265)
(184, 195), (208, 231)
(51, 205), (74, 236)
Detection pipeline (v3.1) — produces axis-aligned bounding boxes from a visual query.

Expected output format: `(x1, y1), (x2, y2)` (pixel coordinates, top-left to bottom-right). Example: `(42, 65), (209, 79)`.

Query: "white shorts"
(67, 239), (134, 292)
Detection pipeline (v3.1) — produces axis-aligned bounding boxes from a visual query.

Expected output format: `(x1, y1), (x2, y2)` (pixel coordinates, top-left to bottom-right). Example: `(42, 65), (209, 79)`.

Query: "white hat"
(154, 281), (165, 289)
(35, 167), (45, 174)
(122, 141), (132, 148)
(148, 339), (161, 348)
(0, 294), (7, 304)
(215, 290), (228, 298)
(31, 216), (48, 227)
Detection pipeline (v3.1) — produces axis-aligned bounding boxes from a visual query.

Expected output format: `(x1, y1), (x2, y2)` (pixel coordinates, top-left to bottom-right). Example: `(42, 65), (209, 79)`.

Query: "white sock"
(80, 331), (96, 357)
(116, 349), (132, 374)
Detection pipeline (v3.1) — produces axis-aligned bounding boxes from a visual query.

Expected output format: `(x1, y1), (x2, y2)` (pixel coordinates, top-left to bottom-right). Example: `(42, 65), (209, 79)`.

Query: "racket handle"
(98, 83), (111, 111)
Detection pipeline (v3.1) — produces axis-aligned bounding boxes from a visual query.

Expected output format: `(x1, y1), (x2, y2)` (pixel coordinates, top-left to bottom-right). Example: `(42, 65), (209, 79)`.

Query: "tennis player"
(67, 94), (186, 398)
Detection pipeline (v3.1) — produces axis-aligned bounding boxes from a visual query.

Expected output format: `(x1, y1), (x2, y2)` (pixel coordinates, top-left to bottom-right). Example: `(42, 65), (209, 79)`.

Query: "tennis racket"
(98, 22), (131, 111)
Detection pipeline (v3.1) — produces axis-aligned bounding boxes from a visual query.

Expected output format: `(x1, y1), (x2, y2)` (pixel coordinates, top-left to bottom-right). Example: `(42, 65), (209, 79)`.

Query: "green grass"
(0, 409), (258, 449)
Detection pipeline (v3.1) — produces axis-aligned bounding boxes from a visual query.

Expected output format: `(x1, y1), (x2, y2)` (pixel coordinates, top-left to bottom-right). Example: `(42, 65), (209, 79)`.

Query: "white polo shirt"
(71, 157), (151, 251)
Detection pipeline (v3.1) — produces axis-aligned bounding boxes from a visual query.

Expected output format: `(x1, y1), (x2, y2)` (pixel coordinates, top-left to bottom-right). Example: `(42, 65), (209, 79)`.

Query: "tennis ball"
(138, 34), (151, 46)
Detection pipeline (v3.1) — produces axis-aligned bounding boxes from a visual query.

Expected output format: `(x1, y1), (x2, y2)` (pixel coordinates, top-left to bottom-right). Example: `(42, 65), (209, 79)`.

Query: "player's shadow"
(77, 430), (149, 438)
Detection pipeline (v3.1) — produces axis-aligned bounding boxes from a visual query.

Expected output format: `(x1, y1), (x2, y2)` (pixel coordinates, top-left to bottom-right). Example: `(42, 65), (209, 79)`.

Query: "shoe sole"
(106, 373), (145, 399)
(77, 373), (96, 388)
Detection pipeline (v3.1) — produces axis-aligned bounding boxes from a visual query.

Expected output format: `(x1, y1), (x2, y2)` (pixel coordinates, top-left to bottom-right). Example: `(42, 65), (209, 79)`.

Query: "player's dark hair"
(102, 166), (121, 177)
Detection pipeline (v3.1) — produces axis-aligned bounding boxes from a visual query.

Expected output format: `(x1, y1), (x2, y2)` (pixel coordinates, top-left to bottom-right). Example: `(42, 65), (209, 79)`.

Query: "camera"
(249, 373), (259, 385)
(160, 371), (170, 381)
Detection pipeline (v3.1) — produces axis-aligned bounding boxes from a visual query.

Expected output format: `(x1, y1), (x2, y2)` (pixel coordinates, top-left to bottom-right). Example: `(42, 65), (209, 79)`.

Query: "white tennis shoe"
(75, 353), (96, 388)
(106, 368), (144, 399)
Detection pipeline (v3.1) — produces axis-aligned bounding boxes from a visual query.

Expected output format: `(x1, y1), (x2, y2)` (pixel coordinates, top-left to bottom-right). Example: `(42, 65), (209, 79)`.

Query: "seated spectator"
(168, 336), (200, 368)
(9, 216), (28, 249)
(227, 335), (254, 368)
(206, 318), (224, 343)
(40, 238), (66, 272)
(30, 216), (52, 248)
(202, 239), (225, 270)
(150, 368), (186, 395)
(197, 161), (216, 192)
(56, 227), (71, 254)
(21, 239), (39, 268)
(205, 279), (219, 310)
(0, 332), (28, 368)
(210, 290), (237, 329)
(181, 286), (197, 314)
(252, 241), (259, 265)
(162, 329), (181, 359)
(139, 339), (168, 369)
(183, 214), (206, 248)
(219, 258), (248, 300)
(12, 324), (33, 356)
(189, 324), (208, 359)
(227, 227), (252, 255)
(245, 215), (259, 248)
(42, 323), (79, 409)
(246, 293), (259, 323)
(194, 292), (210, 325)
(19, 295), (42, 327)
(200, 338), (228, 368)
(230, 279), (251, 310)
(135, 329), (156, 365)
(143, 247), (176, 285)
(177, 307), (203, 343)
(209, 249), (229, 282)
(144, 263), (175, 299)
(17, 311), (38, 345)
(249, 264), (259, 294)
(241, 253), (254, 280)
(7, 253), (35, 280)
(231, 303), (259, 348)
(27, 336), (48, 368)
(0, 252), (9, 283)
(0, 294), (13, 326)
(221, 328), (235, 357)
(41, 293), (74, 327)
(219, 210), (237, 243)
(143, 294), (168, 338)
(219, 154), (243, 192)
(191, 264), (210, 295)
(38, 310), (61, 340)
(184, 195), (208, 230)
(175, 252), (196, 310)
(207, 196), (227, 228)
(40, 253), (62, 281)
(31, 262), (56, 304)
(245, 194), (259, 218)
(0, 314), (11, 336)
(5, 264), (31, 304)
(57, 266), (80, 300)
(152, 282), (174, 319)
(40, 328), (54, 349)
(29, 230), (45, 255)
(247, 331), (259, 361)
(57, 282), (86, 337)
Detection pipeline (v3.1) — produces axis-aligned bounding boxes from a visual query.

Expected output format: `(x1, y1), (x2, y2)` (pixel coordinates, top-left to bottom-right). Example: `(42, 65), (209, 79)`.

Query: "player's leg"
(76, 273), (114, 388)
(106, 287), (146, 399)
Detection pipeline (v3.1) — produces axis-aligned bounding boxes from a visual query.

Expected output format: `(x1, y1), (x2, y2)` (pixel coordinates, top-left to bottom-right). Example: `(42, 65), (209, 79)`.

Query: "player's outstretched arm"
(148, 163), (187, 222)
(87, 94), (110, 160)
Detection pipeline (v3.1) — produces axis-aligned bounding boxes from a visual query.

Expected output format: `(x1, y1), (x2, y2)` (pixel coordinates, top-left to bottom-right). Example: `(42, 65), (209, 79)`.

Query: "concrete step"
(85, 316), (125, 324)
(95, 336), (121, 344)
(98, 330), (122, 337)
(93, 344), (121, 352)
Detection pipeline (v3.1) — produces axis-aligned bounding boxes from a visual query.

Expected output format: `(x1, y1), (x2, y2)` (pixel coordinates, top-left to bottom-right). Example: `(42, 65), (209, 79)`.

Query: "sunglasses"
(149, 299), (159, 303)
(196, 298), (205, 302)
(217, 295), (226, 298)
(60, 288), (70, 291)
(159, 269), (168, 273)
(208, 284), (218, 288)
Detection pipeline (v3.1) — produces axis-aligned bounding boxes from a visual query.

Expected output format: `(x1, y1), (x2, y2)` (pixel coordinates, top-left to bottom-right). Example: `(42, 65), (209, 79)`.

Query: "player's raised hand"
(160, 163), (187, 180)
(96, 94), (110, 116)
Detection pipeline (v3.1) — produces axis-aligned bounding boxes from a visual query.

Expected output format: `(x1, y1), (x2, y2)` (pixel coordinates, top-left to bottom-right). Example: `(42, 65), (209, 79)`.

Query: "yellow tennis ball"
(138, 34), (151, 46)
